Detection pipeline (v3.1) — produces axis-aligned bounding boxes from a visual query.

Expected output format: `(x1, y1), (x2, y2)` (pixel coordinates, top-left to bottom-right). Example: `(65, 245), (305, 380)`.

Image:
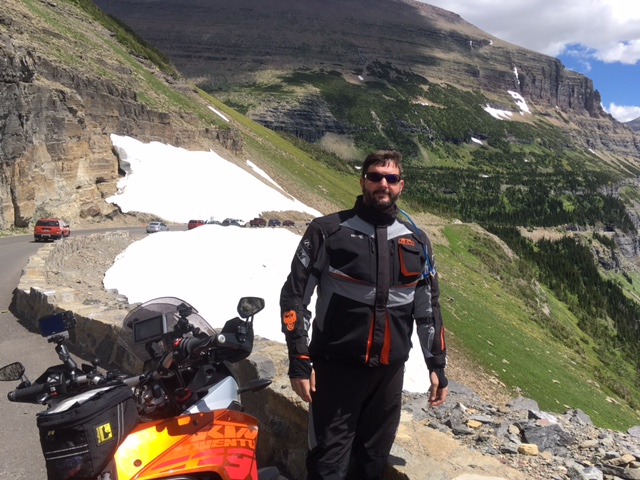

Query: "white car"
(146, 222), (169, 233)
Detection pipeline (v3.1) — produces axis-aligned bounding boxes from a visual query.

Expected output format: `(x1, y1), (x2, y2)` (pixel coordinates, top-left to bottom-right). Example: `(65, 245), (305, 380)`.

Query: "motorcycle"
(0, 296), (282, 480)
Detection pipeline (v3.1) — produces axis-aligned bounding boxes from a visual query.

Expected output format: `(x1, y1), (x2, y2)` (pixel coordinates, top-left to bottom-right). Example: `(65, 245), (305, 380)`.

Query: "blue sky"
(422, 0), (640, 123)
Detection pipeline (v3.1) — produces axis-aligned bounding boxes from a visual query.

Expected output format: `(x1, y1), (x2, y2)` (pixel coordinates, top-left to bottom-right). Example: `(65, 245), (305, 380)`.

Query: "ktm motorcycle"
(0, 296), (283, 480)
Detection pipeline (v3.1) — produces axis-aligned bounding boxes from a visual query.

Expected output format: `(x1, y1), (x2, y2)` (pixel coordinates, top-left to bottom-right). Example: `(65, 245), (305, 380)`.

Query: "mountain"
(626, 117), (640, 132)
(2, 0), (640, 436)
(93, 0), (638, 160)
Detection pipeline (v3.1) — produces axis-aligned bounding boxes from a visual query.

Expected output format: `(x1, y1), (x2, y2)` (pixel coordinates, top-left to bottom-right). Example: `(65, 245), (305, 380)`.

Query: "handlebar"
(6, 329), (242, 405)
(7, 373), (119, 404)
(173, 335), (215, 361)
(8, 382), (50, 403)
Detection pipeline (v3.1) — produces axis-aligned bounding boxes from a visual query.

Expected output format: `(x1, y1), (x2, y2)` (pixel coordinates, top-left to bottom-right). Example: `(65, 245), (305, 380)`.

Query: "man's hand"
(428, 370), (448, 407)
(290, 368), (316, 403)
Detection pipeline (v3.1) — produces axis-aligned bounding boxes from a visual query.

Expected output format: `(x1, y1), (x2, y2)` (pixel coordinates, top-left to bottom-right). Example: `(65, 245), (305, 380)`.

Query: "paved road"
(0, 227), (147, 479)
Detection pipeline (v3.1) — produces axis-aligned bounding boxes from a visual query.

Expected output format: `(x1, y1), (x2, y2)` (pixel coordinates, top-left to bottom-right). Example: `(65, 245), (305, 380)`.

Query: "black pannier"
(36, 384), (139, 479)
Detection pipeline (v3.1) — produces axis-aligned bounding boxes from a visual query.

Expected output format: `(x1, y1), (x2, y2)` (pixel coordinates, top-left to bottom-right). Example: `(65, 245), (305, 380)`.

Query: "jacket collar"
(354, 195), (398, 227)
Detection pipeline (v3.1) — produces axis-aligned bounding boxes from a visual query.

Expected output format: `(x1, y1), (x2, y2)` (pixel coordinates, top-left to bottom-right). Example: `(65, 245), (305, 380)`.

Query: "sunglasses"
(364, 172), (402, 185)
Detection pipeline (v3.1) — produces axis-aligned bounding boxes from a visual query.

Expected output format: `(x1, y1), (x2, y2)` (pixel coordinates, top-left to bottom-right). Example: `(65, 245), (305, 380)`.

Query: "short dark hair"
(361, 151), (403, 178)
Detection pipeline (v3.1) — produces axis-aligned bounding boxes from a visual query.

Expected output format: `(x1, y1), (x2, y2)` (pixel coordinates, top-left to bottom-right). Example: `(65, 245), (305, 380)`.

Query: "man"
(280, 150), (448, 479)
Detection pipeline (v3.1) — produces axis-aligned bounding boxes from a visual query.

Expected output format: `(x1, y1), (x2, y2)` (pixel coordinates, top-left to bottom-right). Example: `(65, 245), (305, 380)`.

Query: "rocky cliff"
(93, 0), (639, 159)
(0, 0), (240, 231)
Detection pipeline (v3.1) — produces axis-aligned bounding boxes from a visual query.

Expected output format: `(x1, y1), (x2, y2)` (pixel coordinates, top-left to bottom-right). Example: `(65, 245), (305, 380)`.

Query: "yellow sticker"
(96, 422), (113, 444)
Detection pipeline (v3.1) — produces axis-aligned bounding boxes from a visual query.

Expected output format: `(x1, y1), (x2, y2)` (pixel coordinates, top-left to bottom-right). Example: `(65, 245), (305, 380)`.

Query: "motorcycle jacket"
(280, 196), (446, 377)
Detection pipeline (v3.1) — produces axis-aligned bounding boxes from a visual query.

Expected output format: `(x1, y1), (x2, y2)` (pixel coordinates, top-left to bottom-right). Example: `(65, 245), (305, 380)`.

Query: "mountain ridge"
(93, 0), (638, 161)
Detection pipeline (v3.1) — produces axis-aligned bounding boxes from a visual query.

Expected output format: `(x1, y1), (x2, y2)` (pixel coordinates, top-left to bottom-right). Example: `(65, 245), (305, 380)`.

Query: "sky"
(421, 0), (640, 123)
(103, 134), (432, 393)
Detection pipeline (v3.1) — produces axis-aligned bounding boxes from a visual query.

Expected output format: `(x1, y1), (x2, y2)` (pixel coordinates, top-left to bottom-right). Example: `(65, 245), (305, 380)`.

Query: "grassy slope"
(434, 225), (639, 430)
(20, 0), (640, 431)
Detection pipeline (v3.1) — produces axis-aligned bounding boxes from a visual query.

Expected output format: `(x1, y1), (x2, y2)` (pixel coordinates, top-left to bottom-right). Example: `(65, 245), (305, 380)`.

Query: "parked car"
(250, 217), (267, 227)
(146, 221), (169, 233)
(282, 220), (295, 227)
(268, 219), (281, 227)
(188, 219), (206, 230)
(222, 218), (245, 227)
(33, 218), (70, 242)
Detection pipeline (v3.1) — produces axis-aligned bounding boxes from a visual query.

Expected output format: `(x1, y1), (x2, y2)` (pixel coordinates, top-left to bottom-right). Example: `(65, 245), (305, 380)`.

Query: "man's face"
(360, 162), (404, 210)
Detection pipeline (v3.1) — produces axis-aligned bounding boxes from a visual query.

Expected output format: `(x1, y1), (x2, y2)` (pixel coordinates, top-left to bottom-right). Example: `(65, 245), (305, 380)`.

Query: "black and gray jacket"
(280, 196), (446, 375)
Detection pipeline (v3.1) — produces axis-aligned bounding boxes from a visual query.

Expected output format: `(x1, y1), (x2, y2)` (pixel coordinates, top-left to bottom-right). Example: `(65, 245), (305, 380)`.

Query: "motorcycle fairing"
(114, 409), (259, 480)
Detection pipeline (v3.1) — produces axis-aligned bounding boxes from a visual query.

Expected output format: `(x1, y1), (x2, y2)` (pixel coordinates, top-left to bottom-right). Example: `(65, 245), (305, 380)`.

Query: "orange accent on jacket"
(283, 310), (297, 332)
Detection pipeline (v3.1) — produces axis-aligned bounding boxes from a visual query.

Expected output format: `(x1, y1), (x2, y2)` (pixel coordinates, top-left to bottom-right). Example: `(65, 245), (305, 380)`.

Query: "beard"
(362, 186), (401, 210)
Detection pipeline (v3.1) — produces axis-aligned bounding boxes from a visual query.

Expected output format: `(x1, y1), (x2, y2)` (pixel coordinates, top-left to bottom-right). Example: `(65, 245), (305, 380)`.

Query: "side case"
(36, 384), (139, 480)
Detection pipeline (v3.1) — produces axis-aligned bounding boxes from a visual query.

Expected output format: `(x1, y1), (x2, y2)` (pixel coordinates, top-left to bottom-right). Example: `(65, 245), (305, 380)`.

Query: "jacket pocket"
(397, 240), (423, 281)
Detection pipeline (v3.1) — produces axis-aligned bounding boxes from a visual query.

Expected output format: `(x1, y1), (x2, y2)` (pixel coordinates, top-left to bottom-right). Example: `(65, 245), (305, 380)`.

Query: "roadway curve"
(0, 227), (146, 479)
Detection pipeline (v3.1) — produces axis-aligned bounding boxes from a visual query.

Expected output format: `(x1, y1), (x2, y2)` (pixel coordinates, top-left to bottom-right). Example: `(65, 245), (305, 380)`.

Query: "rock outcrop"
(0, 0), (241, 231)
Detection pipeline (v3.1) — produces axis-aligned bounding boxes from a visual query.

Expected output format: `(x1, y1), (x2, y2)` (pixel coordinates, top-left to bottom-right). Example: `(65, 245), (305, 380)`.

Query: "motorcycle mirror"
(0, 362), (25, 381)
(237, 297), (265, 319)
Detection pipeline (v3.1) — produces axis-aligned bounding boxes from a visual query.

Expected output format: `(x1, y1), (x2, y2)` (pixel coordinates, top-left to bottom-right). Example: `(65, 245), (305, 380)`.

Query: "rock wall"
(0, 1), (243, 231)
(0, 31), (203, 230)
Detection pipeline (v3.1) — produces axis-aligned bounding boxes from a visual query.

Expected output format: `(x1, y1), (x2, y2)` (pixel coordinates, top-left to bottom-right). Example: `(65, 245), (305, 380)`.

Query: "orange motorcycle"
(1, 296), (283, 480)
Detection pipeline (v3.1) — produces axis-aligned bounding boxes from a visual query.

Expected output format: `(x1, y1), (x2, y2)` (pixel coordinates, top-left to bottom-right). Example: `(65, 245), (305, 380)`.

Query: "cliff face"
(0, 1), (239, 230)
(92, 0), (638, 159)
(91, 0), (592, 112)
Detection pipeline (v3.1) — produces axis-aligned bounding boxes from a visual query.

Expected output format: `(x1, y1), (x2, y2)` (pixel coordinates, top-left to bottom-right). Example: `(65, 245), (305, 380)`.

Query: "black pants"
(306, 358), (404, 480)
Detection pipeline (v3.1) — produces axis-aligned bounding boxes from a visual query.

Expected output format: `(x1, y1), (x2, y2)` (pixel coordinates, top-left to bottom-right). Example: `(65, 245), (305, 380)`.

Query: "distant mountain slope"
(94, 0), (639, 170)
(95, 0), (601, 115)
(626, 117), (640, 132)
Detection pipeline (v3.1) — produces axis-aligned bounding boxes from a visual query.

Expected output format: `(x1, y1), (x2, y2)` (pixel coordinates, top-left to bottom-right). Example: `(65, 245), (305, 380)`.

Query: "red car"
(188, 219), (206, 230)
(33, 218), (70, 242)
(282, 220), (295, 227)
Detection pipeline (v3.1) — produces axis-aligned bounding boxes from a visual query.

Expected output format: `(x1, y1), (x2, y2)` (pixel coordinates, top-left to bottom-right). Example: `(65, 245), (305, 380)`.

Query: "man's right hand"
(290, 368), (316, 402)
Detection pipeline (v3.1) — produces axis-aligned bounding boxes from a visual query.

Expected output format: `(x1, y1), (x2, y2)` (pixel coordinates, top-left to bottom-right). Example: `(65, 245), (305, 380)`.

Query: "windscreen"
(116, 297), (216, 375)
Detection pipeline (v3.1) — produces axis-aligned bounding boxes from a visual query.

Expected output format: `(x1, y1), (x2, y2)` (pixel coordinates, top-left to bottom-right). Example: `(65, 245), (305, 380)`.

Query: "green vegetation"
(196, 92), (360, 209)
(437, 225), (639, 429)
(66, 0), (179, 77)
(486, 227), (640, 411)
(0, 228), (28, 237)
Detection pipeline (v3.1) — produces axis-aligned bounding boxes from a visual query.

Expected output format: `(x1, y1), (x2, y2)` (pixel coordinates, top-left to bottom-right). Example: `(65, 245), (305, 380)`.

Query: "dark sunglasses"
(364, 172), (402, 184)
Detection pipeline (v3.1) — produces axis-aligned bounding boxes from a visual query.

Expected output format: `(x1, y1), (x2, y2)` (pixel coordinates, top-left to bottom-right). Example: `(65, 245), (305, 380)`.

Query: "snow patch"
(508, 90), (531, 114)
(208, 106), (229, 122)
(484, 105), (513, 120)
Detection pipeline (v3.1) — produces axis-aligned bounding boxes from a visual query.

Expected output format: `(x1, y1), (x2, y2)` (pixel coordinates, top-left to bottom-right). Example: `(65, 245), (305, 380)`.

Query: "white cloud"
(605, 103), (640, 122)
(596, 39), (640, 64)
(422, 0), (640, 63)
